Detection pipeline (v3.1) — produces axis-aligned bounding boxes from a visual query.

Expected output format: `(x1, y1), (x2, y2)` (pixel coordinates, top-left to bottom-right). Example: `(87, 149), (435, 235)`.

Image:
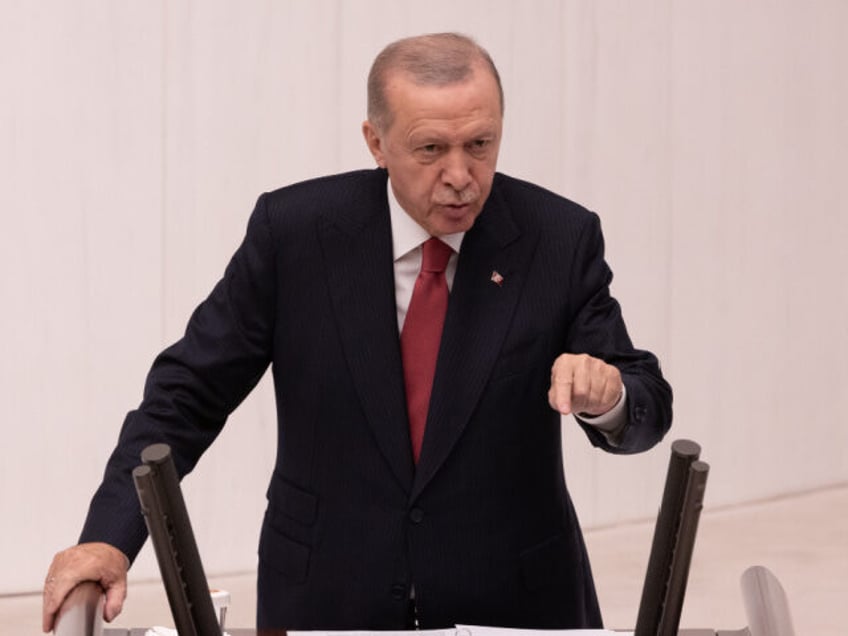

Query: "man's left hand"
(548, 353), (623, 417)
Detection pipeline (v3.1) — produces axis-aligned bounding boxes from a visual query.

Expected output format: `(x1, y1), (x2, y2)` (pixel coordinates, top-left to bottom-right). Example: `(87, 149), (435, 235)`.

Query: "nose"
(440, 149), (473, 192)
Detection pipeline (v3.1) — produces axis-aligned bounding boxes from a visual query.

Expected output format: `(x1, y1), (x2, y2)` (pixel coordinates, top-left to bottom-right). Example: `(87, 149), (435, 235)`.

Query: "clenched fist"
(548, 353), (623, 417)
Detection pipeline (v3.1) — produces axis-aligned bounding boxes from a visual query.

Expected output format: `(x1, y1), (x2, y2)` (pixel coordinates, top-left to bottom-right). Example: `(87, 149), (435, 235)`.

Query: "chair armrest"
(741, 565), (796, 636)
(54, 581), (104, 636)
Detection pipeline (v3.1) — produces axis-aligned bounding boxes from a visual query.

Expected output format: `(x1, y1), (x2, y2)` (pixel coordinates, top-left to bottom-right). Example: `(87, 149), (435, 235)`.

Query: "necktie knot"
(421, 237), (452, 273)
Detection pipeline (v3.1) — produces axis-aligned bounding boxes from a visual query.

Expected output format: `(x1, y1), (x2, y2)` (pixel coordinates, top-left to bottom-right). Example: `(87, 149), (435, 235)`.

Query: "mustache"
(432, 186), (480, 206)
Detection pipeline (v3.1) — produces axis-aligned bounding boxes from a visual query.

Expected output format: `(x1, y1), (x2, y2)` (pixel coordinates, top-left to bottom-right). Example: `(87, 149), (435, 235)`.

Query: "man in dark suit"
(43, 33), (671, 632)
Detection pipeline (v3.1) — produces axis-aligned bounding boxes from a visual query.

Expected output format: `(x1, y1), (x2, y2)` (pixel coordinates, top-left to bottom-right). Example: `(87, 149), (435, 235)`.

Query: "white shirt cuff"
(577, 384), (628, 444)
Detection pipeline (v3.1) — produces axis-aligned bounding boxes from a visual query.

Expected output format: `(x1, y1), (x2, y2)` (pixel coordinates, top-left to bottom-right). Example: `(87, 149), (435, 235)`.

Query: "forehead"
(382, 67), (503, 132)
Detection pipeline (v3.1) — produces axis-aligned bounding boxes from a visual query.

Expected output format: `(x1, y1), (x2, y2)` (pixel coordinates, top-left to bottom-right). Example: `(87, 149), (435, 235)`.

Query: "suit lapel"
(412, 179), (540, 501)
(319, 171), (414, 494)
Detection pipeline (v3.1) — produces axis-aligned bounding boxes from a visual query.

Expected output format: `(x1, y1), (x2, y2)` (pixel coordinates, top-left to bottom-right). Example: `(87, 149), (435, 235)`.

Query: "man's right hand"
(42, 542), (129, 633)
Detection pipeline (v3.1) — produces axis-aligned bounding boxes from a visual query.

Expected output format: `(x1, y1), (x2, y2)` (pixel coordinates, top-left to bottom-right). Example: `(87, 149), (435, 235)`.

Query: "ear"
(362, 120), (387, 168)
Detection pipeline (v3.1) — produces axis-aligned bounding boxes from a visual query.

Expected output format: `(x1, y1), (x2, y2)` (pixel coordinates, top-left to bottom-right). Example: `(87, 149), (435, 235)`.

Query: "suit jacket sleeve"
(78, 194), (277, 561)
(565, 212), (672, 454)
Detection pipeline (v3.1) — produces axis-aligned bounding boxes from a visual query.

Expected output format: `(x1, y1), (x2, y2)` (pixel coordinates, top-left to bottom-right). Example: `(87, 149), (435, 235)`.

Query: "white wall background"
(1, 0), (846, 594)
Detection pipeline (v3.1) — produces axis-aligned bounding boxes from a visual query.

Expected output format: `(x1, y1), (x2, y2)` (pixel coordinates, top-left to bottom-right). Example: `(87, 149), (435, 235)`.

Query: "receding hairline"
(367, 33), (504, 131)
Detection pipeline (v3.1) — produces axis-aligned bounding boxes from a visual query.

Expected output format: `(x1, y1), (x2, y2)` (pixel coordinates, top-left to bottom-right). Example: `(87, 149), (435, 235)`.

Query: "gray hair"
(367, 32), (504, 131)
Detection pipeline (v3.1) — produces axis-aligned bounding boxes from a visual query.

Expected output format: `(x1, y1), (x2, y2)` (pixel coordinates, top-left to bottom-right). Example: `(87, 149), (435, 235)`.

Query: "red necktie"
(401, 237), (453, 463)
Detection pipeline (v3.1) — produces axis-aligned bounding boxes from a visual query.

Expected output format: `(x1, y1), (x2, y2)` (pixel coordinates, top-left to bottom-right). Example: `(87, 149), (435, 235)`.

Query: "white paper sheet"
(456, 625), (629, 636)
(288, 626), (631, 636)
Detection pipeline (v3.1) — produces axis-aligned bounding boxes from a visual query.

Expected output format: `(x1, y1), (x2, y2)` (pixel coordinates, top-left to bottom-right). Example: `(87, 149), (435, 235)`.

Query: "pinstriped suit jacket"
(81, 168), (672, 630)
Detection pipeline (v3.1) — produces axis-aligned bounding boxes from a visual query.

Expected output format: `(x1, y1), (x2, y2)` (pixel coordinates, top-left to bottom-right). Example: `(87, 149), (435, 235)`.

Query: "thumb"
(102, 578), (127, 623)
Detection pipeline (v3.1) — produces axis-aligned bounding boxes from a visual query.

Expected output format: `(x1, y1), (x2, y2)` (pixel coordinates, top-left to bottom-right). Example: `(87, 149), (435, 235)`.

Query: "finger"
(551, 353), (592, 414)
(548, 376), (573, 414)
(602, 375), (623, 411)
(103, 578), (127, 623)
(585, 361), (610, 413)
(570, 359), (595, 413)
(42, 577), (57, 632)
(549, 355), (576, 413)
(556, 353), (590, 414)
(582, 364), (623, 416)
(42, 568), (78, 632)
(596, 363), (623, 412)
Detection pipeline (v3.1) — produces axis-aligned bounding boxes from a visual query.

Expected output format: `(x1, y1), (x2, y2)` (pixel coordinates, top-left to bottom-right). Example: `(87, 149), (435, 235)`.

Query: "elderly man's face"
(363, 65), (503, 236)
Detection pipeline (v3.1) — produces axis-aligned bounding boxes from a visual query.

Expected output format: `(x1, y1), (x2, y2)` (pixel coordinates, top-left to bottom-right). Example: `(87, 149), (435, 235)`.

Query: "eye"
(413, 143), (443, 162)
(467, 138), (492, 155)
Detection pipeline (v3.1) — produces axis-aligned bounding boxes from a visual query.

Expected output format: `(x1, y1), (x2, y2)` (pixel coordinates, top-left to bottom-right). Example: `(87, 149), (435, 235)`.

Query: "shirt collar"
(388, 179), (465, 261)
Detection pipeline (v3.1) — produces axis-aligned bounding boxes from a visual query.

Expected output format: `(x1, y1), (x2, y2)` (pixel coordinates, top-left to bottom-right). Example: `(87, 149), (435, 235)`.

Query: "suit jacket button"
(409, 507), (425, 524)
(391, 584), (407, 600)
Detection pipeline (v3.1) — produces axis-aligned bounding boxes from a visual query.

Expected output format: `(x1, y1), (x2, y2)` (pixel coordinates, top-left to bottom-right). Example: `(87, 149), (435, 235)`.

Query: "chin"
(430, 218), (471, 236)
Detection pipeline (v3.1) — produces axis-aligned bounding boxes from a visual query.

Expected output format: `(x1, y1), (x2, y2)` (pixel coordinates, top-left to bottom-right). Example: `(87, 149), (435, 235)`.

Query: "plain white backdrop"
(1, 1), (846, 595)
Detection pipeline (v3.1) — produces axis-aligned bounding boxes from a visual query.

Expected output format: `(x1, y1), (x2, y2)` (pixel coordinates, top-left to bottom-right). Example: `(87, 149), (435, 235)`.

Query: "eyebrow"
(408, 127), (498, 146)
